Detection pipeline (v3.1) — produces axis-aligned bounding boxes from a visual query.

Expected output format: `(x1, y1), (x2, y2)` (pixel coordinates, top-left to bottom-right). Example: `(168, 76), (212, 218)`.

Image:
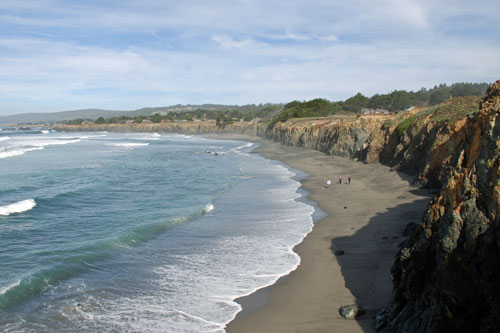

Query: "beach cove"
(0, 131), (319, 332)
(223, 135), (433, 332)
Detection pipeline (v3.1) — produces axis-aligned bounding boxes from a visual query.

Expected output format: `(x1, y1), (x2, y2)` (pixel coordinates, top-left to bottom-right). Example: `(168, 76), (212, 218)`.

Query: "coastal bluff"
(54, 79), (500, 331)
(380, 81), (500, 332)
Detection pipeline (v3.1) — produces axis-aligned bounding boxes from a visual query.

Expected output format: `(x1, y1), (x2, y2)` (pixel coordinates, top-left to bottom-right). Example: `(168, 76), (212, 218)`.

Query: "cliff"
(263, 97), (481, 189)
(379, 81), (500, 332)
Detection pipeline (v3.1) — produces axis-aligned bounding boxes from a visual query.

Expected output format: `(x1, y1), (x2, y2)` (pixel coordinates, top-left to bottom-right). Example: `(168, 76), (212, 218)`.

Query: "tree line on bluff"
(65, 82), (489, 127)
(270, 82), (489, 126)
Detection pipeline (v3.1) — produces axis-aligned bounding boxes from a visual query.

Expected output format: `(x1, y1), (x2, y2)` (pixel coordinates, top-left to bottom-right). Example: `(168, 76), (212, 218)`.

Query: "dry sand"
(218, 136), (432, 333)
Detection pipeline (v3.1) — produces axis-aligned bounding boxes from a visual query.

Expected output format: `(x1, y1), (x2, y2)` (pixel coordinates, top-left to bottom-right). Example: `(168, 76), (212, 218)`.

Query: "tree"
(150, 114), (163, 123)
(450, 82), (489, 98)
(216, 114), (225, 128)
(343, 93), (369, 113)
(429, 88), (451, 105)
(390, 90), (412, 111)
(367, 94), (392, 110)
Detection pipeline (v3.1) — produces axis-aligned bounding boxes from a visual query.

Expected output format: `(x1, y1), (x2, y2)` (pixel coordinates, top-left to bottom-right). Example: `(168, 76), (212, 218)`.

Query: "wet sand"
(219, 136), (432, 333)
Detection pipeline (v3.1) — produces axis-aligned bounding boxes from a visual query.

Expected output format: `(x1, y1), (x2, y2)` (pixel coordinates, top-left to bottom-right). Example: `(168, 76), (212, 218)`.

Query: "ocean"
(0, 129), (316, 332)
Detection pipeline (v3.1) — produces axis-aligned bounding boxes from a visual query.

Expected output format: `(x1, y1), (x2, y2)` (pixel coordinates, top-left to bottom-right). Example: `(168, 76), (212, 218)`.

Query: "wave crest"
(111, 143), (150, 147)
(203, 204), (214, 213)
(0, 199), (36, 216)
(0, 147), (44, 159)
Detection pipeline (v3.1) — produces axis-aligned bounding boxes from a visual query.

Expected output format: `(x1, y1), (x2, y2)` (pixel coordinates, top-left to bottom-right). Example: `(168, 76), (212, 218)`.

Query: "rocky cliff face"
(265, 116), (378, 158)
(262, 100), (480, 189)
(55, 120), (268, 137)
(380, 80), (500, 332)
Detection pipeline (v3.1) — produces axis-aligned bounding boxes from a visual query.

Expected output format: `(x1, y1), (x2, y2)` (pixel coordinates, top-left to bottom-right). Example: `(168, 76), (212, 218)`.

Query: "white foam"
(33, 138), (81, 147)
(0, 147), (44, 159)
(163, 134), (194, 141)
(203, 204), (214, 213)
(0, 279), (21, 295)
(231, 142), (255, 155)
(75, 134), (108, 139)
(0, 137), (81, 159)
(0, 199), (36, 216)
(110, 142), (150, 147)
(41, 130), (50, 134)
(0, 136), (10, 141)
(234, 142), (254, 150)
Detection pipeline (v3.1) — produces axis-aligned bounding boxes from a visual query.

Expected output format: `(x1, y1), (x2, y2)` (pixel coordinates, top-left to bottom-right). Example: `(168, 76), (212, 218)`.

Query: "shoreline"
(214, 135), (432, 332)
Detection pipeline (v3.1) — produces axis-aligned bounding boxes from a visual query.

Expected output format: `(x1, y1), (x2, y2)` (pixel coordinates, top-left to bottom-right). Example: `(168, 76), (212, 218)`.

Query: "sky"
(1, 0), (500, 115)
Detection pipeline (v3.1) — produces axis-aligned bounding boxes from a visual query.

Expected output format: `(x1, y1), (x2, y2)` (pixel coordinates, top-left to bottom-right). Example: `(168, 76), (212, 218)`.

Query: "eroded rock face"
(262, 108), (478, 189)
(381, 80), (500, 332)
(266, 117), (378, 158)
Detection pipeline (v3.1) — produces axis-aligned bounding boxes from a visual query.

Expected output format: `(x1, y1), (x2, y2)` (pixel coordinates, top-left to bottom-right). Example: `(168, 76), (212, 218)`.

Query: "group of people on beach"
(323, 176), (351, 188)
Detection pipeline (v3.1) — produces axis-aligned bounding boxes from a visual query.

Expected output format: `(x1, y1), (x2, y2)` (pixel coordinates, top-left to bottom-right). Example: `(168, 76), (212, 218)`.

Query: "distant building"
(361, 108), (391, 115)
(82, 120), (94, 125)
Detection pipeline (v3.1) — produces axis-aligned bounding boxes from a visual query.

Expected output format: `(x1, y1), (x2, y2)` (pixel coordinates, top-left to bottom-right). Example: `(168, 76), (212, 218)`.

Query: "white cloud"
(383, 0), (429, 29)
(211, 35), (267, 50)
(0, 1), (499, 114)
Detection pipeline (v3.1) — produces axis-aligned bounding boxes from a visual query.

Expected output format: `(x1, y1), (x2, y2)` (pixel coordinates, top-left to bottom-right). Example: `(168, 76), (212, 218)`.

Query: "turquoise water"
(0, 130), (315, 332)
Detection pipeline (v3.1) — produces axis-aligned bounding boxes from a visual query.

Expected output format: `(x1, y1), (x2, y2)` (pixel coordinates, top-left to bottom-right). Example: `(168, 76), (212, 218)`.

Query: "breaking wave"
(0, 199), (36, 216)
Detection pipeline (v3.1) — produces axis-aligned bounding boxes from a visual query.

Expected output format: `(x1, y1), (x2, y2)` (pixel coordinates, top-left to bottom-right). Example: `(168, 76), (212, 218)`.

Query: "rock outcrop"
(380, 80), (500, 332)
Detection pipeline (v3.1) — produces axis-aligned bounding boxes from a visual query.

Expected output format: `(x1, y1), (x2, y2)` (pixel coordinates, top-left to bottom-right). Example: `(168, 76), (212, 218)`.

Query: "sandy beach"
(220, 136), (432, 332)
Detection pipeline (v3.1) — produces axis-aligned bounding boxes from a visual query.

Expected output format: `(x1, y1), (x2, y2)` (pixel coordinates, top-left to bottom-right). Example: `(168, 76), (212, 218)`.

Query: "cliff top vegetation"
(269, 82), (489, 127)
(62, 82), (489, 128)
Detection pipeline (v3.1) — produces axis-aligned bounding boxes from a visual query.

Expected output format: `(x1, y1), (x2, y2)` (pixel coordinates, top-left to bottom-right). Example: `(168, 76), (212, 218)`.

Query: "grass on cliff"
(429, 96), (480, 123)
(395, 96), (481, 136)
(396, 108), (434, 136)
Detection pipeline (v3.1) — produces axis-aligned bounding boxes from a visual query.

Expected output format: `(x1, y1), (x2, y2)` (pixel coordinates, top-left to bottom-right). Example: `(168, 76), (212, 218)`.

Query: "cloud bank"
(0, 0), (499, 114)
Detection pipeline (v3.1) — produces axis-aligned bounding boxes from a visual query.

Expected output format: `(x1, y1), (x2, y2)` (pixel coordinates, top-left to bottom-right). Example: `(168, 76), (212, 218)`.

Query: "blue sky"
(1, 0), (499, 115)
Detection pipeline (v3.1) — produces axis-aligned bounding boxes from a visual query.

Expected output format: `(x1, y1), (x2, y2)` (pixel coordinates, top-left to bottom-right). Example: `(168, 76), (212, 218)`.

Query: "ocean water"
(0, 129), (315, 332)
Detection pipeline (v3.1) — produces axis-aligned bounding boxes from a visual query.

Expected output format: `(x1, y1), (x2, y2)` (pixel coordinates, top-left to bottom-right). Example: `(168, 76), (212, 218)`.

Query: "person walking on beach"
(338, 177), (342, 184)
(348, 176), (351, 184)
(323, 179), (331, 189)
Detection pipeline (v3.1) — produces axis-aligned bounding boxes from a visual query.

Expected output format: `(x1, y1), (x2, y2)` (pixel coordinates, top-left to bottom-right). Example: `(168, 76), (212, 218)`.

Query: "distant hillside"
(0, 104), (277, 125)
(0, 109), (127, 125)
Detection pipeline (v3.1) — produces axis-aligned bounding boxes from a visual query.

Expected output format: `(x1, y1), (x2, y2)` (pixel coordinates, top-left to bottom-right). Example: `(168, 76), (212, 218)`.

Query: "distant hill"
(0, 109), (126, 125)
(0, 104), (254, 125)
